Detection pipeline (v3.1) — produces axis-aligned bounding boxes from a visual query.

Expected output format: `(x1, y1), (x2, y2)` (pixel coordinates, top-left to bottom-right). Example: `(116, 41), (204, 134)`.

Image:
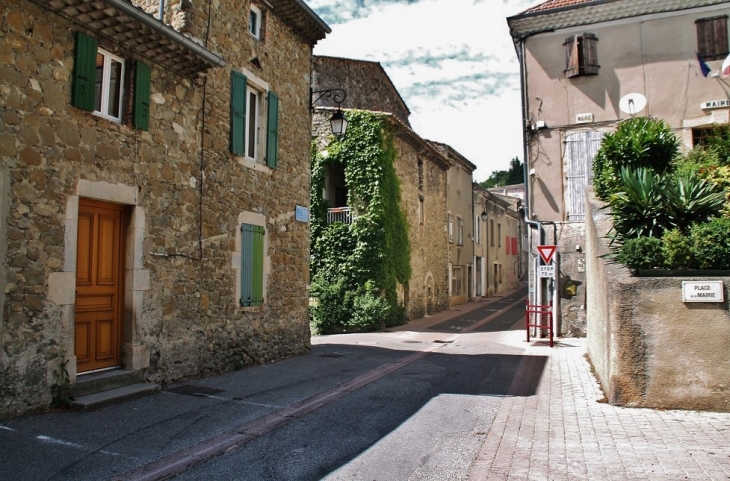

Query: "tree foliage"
(479, 157), (523, 188)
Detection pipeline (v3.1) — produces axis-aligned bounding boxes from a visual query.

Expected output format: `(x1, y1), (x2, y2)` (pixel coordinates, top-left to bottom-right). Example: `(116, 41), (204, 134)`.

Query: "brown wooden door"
(75, 199), (125, 373)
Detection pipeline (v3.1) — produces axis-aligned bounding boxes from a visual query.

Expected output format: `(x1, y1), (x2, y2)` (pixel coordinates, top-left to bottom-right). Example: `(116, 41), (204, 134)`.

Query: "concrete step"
(71, 382), (160, 410)
(71, 369), (144, 398)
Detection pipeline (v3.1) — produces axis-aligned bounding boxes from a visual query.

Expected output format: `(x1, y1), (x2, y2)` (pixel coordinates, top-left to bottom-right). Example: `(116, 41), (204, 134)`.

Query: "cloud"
(312, 0), (534, 176)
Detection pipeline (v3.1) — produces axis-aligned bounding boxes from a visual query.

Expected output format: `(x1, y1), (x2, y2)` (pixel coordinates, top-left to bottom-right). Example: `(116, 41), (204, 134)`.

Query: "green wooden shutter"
(72, 32), (97, 111)
(231, 72), (247, 156)
(134, 61), (151, 131)
(241, 224), (264, 307)
(265, 91), (279, 168)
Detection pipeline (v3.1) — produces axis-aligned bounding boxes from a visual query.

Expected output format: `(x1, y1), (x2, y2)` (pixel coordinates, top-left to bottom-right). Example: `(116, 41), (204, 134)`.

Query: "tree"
(479, 157), (523, 188)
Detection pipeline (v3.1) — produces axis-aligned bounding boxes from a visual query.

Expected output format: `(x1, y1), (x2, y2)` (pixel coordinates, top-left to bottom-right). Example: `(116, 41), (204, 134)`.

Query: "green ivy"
(310, 111), (411, 333)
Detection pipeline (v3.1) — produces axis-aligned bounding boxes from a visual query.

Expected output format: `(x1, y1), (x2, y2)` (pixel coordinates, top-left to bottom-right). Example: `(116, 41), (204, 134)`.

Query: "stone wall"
(0, 0), (316, 417)
(586, 193), (730, 411)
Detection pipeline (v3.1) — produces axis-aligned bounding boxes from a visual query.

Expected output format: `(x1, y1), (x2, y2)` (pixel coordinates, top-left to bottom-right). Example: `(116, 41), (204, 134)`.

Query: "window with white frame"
(230, 71), (279, 168)
(448, 214), (453, 243)
(474, 214), (480, 244)
(249, 4), (262, 39)
(458, 217), (463, 246)
(94, 49), (125, 122)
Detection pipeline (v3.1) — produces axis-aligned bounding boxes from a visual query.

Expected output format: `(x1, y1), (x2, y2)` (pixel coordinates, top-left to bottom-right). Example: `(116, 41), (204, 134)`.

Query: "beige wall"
(586, 194), (730, 411)
(443, 160), (474, 306)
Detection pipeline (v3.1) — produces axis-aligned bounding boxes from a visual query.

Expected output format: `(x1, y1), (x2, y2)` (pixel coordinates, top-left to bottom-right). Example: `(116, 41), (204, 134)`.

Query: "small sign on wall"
(682, 281), (724, 302)
(576, 113), (593, 123)
(295, 205), (309, 222)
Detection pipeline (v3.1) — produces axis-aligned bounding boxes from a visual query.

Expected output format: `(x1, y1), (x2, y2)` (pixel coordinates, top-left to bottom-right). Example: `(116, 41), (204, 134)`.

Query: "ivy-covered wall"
(310, 110), (450, 332)
(310, 111), (411, 333)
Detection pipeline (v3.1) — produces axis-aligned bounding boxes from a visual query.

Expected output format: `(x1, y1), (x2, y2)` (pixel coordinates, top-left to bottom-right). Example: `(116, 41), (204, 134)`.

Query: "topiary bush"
(690, 218), (730, 270)
(593, 117), (679, 200)
(616, 236), (664, 271)
(661, 229), (693, 269)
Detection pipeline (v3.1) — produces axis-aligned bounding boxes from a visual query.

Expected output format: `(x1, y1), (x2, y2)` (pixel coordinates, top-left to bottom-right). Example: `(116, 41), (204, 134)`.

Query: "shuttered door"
(240, 223), (264, 307)
(565, 131), (604, 222)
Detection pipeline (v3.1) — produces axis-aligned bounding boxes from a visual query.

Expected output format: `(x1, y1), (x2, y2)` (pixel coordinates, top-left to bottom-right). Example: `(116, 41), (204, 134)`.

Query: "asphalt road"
(0, 288), (529, 480)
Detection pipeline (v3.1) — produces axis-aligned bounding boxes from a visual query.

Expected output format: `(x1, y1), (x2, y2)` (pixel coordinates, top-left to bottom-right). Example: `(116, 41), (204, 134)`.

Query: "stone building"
(311, 56), (451, 320)
(507, 0), (730, 335)
(473, 185), (524, 298)
(0, 0), (329, 417)
(429, 142), (476, 307)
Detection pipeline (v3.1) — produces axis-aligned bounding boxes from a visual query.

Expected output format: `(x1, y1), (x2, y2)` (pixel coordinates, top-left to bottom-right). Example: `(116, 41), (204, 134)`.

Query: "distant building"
(488, 183), (525, 201)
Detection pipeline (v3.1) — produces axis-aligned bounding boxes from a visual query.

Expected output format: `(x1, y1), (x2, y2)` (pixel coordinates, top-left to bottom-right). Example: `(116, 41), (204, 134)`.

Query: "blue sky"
(309, 0), (536, 181)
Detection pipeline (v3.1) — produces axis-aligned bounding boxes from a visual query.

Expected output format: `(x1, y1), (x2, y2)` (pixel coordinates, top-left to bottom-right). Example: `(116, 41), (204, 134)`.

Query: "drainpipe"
(158, 0), (165, 21)
(516, 38), (544, 307)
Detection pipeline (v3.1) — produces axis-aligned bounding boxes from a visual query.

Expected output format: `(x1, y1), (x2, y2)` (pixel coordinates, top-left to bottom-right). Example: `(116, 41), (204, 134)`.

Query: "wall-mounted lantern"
(311, 88), (348, 137)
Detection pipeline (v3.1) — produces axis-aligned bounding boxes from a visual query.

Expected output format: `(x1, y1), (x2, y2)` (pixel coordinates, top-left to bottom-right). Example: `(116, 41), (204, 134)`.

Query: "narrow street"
(0, 288), (531, 480)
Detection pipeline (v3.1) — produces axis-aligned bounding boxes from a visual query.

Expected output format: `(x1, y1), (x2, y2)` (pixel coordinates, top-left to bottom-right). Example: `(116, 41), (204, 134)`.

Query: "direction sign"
(537, 245), (557, 265)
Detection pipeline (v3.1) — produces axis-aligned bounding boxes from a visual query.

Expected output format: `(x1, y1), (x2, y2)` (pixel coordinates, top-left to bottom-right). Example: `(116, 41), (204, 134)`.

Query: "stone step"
(71, 369), (144, 398)
(71, 382), (160, 410)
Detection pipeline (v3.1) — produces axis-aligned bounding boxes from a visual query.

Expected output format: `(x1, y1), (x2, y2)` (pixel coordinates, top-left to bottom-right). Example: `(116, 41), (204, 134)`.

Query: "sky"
(308, 0), (537, 182)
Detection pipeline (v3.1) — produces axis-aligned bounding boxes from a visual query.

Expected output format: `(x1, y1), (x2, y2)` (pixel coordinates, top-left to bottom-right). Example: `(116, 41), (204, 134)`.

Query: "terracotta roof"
(508, 0), (729, 39)
(523, 0), (599, 14)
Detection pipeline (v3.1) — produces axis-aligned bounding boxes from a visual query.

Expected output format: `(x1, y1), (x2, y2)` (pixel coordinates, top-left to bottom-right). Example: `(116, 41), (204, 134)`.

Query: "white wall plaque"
(701, 99), (730, 110)
(682, 281), (724, 303)
(295, 205), (309, 222)
(576, 113), (593, 124)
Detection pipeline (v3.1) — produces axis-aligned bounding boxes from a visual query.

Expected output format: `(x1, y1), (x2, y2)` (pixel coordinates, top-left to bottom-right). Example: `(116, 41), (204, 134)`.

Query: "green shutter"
(265, 91), (279, 168)
(241, 223), (264, 307)
(231, 71), (247, 156)
(134, 61), (151, 131)
(72, 32), (97, 111)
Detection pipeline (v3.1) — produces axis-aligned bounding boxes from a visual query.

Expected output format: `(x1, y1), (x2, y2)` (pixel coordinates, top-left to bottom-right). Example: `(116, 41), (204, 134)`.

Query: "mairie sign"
(537, 245), (557, 265)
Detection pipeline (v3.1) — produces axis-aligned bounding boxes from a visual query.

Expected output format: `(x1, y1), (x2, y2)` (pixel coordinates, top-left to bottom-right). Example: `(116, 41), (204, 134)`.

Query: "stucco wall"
(0, 0), (315, 417)
(586, 194), (730, 411)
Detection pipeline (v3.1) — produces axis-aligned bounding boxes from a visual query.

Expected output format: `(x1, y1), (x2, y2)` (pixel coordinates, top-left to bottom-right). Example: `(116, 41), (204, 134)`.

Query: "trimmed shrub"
(616, 236), (664, 271)
(661, 229), (693, 269)
(690, 218), (730, 270)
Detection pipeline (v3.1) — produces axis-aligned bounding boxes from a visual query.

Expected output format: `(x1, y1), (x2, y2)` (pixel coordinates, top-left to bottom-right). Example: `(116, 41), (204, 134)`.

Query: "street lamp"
(311, 88), (348, 136)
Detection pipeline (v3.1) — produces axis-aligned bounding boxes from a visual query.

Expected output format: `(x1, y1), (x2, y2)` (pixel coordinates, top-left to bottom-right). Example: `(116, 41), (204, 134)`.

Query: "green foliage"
(690, 218), (730, 270)
(661, 229), (692, 269)
(674, 146), (730, 218)
(607, 167), (725, 244)
(593, 117), (679, 199)
(479, 157), (523, 188)
(51, 357), (75, 409)
(616, 236), (664, 271)
(310, 111), (411, 332)
(705, 124), (730, 162)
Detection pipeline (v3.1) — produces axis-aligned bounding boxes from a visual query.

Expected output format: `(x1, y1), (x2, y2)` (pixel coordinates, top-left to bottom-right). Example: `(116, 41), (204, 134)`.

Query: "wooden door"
(75, 199), (125, 372)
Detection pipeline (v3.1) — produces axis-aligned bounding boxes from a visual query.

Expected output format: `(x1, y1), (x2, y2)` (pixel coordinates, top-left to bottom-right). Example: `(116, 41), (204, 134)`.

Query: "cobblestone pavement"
(469, 335), (730, 480)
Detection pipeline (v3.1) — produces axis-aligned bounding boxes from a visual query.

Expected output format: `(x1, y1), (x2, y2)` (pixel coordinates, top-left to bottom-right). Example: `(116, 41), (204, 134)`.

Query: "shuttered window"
(697, 16), (729, 61)
(72, 32), (98, 111)
(265, 91), (279, 168)
(134, 61), (151, 131)
(564, 33), (599, 78)
(231, 71), (247, 156)
(564, 131), (604, 222)
(240, 223), (264, 307)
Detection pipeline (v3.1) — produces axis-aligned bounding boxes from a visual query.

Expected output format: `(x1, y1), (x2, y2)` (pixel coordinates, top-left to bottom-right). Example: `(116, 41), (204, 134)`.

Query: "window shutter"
(564, 35), (579, 78)
(582, 33), (599, 75)
(72, 32), (97, 111)
(231, 71), (247, 156)
(134, 61), (151, 131)
(240, 223), (264, 307)
(266, 91), (279, 168)
(565, 131), (604, 221)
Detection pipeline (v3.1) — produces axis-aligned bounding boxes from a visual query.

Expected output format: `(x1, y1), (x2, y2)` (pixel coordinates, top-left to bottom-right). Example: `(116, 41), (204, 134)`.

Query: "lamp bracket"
(310, 88), (347, 112)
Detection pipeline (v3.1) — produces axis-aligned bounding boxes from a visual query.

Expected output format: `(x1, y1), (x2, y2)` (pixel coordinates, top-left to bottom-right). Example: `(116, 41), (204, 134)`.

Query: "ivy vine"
(310, 111), (411, 333)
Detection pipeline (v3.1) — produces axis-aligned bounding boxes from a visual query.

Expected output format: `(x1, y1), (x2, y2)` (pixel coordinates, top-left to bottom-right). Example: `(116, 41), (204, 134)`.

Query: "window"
(564, 130), (604, 221)
(564, 33), (599, 77)
(474, 214), (481, 244)
(452, 266), (463, 296)
(458, 217), (463, 246)
(230, 71), (279, 168)
(240, 223), (264, 307)
(249, 5), (262, 39)
(418, 160), (424, 191)
(448, 214), (453, 243)
(72, 32), (150, 129)
(490, 219), (495, 247)
(697, 15), (728, 61)
(692, 127), (715, 148)
(419, 196), (425, 225)
(498, 223), (502, 248)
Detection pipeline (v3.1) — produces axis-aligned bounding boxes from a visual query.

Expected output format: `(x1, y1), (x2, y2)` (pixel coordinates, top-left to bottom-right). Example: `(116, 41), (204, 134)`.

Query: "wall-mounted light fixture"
(311, 88), (348, 136)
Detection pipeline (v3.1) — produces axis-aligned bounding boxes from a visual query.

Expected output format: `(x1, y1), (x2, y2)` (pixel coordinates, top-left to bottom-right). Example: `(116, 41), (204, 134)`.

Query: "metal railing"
(327, 207), (353, 224)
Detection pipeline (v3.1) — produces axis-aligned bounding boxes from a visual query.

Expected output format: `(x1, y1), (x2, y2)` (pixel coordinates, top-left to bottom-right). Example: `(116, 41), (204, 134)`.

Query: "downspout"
(516, 37), (544, 310)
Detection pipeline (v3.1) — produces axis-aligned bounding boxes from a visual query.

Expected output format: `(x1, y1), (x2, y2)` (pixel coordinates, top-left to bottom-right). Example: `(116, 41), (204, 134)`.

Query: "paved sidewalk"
(469, 336), (730, 480)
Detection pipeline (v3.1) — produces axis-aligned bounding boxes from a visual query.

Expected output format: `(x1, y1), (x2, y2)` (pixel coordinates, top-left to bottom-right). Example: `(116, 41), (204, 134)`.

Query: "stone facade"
(0, 0), (327, 417)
